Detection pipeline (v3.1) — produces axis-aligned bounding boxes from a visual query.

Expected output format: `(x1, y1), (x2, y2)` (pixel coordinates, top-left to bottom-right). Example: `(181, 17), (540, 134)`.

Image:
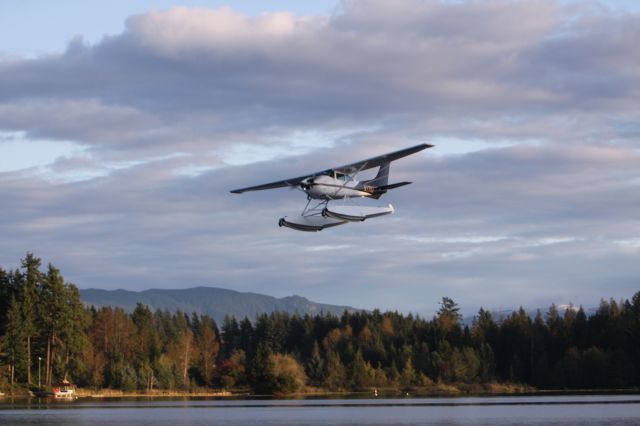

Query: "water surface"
(1, 394), (639, 425)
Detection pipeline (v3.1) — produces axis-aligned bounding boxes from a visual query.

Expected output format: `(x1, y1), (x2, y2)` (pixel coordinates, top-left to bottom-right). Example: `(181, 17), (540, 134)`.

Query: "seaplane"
(230, 143), (433, 231)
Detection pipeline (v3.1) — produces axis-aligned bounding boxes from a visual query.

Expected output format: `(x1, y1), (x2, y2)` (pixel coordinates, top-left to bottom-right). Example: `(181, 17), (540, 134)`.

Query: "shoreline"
(3, 383), (639, 399)
(14, 388), (640, 399)
(73, 387), (640, 399)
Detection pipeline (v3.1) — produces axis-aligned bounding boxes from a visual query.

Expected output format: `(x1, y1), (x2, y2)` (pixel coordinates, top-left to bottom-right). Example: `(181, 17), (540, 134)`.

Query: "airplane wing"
(229, 168), (332, 193)
(229, 143), (433, 194)
(333, 143), (433, 174)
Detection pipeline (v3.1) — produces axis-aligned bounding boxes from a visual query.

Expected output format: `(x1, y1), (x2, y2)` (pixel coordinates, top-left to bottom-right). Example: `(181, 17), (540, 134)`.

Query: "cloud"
(127, 7), (301, 54)
(1, 1), (638, 154)
(0, 99), (158, 145)
(1, 1), (639, 314)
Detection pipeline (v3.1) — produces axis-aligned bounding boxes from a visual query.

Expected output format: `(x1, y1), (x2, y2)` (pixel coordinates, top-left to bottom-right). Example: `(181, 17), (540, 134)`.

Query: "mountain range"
(80, 286), (360, 324)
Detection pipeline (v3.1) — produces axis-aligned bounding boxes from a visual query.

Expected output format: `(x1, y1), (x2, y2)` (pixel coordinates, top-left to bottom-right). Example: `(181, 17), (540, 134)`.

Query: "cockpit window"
(335, 172), (352, 182)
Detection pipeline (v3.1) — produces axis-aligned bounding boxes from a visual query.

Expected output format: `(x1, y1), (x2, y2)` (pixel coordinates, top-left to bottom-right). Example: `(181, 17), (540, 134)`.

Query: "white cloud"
(127, 7), (302, 55)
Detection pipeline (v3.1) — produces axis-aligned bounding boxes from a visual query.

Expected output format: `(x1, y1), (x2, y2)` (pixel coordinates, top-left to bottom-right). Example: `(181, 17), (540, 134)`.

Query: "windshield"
(335, 172), (352, 182)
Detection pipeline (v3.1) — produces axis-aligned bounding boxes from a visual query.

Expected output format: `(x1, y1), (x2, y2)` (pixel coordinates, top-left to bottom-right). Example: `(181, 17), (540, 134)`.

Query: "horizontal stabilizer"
(375, 181), (412, 192)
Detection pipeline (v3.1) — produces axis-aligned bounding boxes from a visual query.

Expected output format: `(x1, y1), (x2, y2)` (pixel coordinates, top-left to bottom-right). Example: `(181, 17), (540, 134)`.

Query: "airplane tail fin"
(369, 162), (390, 187)
(363, 162), (412, 198)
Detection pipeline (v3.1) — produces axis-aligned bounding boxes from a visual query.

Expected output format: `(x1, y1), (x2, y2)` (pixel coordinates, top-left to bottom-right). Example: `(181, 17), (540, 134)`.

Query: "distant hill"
(80, 286), (360, 323)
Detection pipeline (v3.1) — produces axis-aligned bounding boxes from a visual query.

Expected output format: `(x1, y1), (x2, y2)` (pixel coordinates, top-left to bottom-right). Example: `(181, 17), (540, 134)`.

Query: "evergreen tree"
(221, 315), (240, 358)
(20, 252), (43, 385)
(132, 304), (159, 390)
(305, 341), (324, 385)
(39, 264), (69, 385)
(0, 267), (14, 336)
(3, 296), (25, 384)
(60, 283), (88, 383)
(239, 317), (254, 356)
(437, 297), (462, 337)
(249, 343), (277, 394)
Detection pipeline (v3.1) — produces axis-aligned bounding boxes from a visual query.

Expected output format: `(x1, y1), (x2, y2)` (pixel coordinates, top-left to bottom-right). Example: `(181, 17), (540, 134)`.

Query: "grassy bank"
(66, 382), (533, 398)
(4, 382), (639, 399)
(75, 388), (232, 398)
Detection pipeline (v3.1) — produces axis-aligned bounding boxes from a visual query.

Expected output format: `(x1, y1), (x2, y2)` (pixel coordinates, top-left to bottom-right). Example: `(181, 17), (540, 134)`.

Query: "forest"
(1, 253), (639, 394)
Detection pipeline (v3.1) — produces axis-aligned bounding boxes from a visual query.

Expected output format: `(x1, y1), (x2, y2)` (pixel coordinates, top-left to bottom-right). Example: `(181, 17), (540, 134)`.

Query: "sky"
(1, 0), (639, 316)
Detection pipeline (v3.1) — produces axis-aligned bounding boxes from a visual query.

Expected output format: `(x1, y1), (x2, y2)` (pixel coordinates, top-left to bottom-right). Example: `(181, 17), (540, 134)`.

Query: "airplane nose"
(301, 178), (315, 190)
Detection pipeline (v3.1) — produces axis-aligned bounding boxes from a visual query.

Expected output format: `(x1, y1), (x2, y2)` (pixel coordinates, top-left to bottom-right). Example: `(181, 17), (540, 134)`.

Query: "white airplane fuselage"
(302, 175), (371, 200)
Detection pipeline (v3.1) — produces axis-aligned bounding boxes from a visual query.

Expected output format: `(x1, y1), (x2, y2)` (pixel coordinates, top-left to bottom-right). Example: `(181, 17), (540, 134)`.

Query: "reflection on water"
(1, 395), (640, 425)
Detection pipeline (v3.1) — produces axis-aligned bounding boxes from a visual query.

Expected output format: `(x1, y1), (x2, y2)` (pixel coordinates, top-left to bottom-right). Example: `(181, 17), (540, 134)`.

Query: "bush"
(272, 353), (307, 394)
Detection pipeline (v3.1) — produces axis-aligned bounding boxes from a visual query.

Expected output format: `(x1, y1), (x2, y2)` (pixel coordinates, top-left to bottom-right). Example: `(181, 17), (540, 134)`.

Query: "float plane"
(230, 143), (433, 231)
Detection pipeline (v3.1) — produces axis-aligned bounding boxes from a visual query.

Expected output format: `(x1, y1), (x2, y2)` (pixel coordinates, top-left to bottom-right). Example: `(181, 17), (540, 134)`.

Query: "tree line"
(1, 254), (639, 393)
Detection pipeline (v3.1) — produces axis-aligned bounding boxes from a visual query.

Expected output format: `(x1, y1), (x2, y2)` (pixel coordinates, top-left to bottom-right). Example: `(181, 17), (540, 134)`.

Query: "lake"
(1, 394), (640, 425)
